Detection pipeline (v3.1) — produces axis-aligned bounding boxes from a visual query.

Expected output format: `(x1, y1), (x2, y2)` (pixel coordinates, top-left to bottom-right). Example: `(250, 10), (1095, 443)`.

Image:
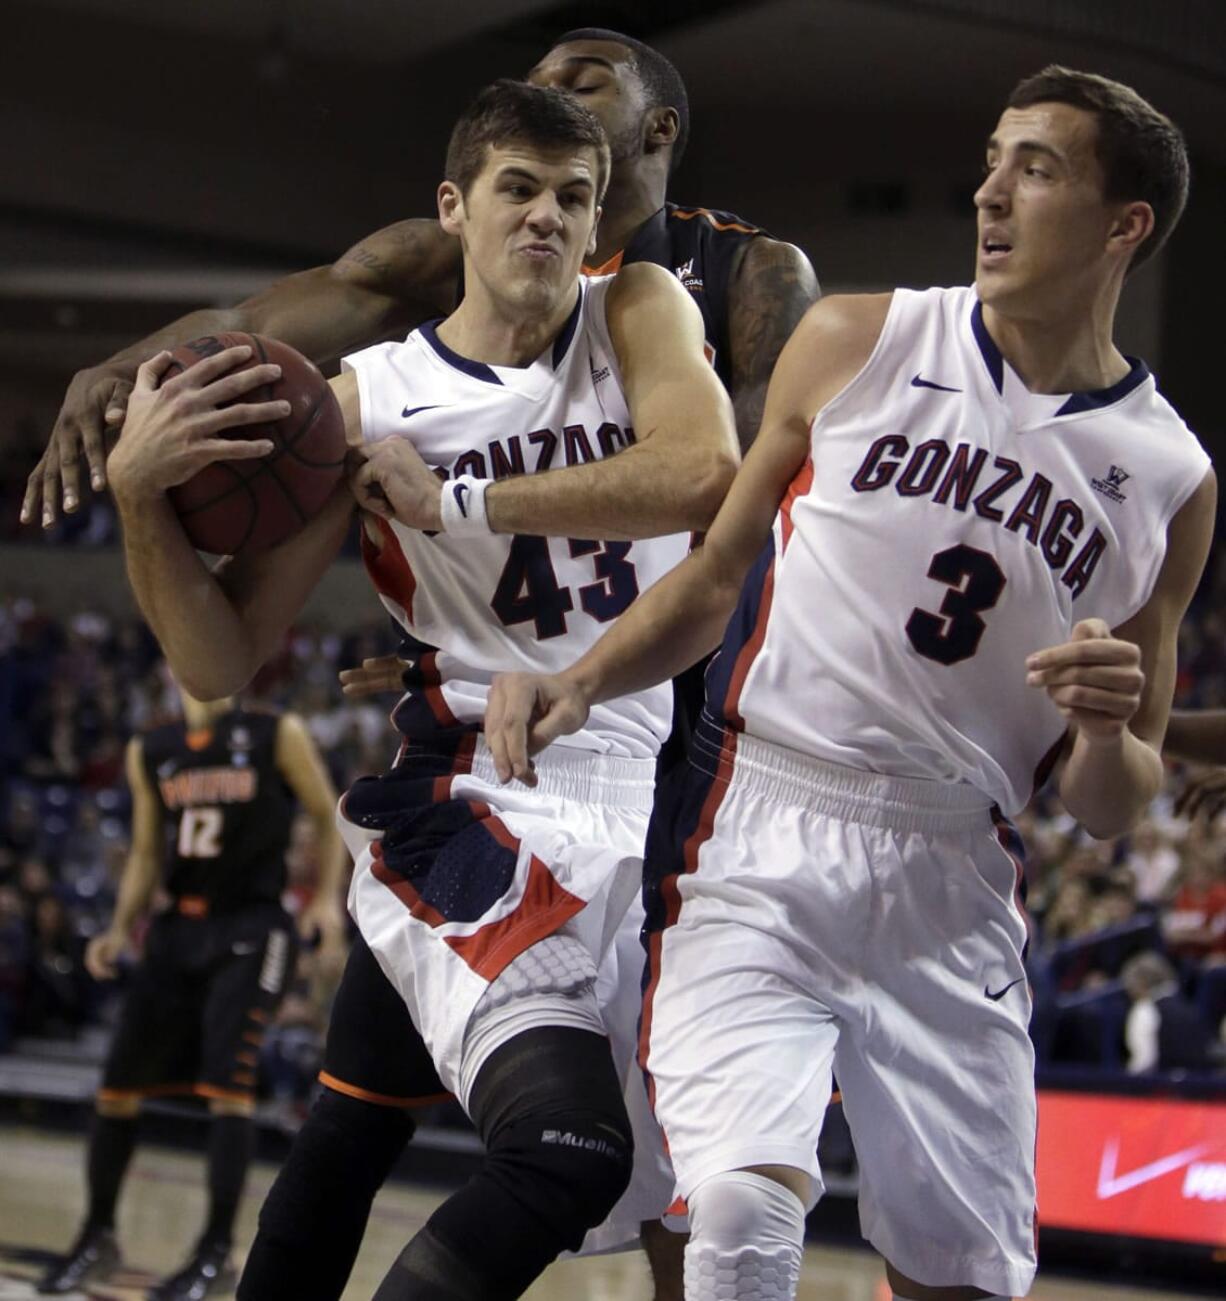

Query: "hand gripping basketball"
(108, 334), (348, 555)
(107, 346), (282, 510)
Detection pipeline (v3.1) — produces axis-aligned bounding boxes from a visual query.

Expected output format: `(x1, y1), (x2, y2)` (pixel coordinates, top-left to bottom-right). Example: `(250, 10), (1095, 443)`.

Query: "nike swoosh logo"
(984, 977), (1025, 1001)
(1096, 1136), (1211, 1199)
(911, 374), (961, 393)
(402, 404), (442, 419)
(453, 483), (470, 518)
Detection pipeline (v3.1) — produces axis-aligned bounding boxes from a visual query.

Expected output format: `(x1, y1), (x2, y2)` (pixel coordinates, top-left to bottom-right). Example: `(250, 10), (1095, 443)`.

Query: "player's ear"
(587, 206), (602, 258)
(644, 106), (679, 156)
(438, 181), (465, 235)
(1107, 200), (1155, 265)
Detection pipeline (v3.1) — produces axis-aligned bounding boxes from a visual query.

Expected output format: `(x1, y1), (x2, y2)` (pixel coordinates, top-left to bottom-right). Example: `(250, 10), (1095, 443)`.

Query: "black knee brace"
(375, 1027), (633, 1301)
(238, 1088), (415, 1301)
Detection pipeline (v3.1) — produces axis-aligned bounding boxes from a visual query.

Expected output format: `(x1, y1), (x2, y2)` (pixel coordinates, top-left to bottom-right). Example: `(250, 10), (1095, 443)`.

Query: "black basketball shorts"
(100, 902), (297, 1103)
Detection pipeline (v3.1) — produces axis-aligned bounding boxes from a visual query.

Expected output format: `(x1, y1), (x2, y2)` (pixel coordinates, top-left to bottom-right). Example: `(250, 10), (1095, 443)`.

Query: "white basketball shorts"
(341, 737), (676, 1253)
(640, 730), (1037, 1297)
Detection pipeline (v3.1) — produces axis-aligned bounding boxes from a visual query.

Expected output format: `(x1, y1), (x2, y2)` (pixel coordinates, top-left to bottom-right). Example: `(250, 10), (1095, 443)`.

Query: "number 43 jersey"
(706, 285), (1210, 814)
(344, 275), (689, 759)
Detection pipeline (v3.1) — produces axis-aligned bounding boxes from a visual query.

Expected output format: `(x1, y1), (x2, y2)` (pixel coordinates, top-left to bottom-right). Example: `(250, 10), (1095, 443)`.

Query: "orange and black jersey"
(141, 708), (294, 913)
(583, 202), (766, 390)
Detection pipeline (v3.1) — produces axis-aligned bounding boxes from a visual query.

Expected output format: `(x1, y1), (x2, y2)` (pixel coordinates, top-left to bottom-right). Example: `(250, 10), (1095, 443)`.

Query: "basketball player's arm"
(275, 713), (349, 966)
(1032, 470), (1217, 839)
(726, 237), (820, 452)
(487, 295), (889, 780)
(351, 264), (741, 539)
(85, 739), (163, 981)
(1163, 711), (1226, 766)
(108, 351), (357, 699)
(492, 263), (740, 536)
(23, 219), (459, 527)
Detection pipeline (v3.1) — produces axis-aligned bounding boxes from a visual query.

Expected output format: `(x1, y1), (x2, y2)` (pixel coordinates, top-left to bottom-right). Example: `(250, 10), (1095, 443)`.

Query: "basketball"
(165, 332), (347, 555)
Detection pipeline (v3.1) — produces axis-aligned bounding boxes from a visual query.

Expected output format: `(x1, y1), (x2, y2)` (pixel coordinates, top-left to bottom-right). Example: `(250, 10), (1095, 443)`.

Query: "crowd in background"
(2, 545), (1225, 1102)
(0, 588), (398, 1111)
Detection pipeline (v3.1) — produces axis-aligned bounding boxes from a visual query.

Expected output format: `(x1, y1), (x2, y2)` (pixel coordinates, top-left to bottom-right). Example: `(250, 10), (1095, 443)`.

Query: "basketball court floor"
(0, 1126), (1209, 1300)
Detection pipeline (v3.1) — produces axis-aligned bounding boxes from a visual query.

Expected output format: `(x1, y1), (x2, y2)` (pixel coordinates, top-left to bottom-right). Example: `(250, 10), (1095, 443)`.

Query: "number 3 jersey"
(141, 708), (294, 911)
(343, 275), (689, 759)
(705, 285), (1210, 814)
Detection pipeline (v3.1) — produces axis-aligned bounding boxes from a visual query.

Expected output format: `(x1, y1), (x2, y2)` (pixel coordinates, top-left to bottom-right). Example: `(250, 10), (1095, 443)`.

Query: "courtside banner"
(1037, 1090), (1226, 1245)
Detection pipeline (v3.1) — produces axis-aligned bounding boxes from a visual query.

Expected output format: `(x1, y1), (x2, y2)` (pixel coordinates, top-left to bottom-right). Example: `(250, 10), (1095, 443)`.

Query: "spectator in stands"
(1040, 877), (1096, 945)
(1085, 870), (1139, 936)
(21, 894), (90, 1036)
(0, 789), (43, 877)
(1124, 819), (1182, 904)
(0, 884), (30, 1052)
(23, 680), (84, 783)
(1163, 843), (1226, 962)
(1121, 951), (1218, 1073)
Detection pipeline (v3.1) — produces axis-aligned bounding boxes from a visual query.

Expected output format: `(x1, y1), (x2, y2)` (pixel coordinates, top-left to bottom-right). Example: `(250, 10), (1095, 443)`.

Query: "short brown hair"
(1007, 66), (1188, 270)
(445, 79), (610, 199)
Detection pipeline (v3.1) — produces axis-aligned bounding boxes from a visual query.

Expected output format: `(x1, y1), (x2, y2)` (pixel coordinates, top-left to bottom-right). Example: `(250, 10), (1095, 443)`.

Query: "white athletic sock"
(685, 1170), (805, 1300)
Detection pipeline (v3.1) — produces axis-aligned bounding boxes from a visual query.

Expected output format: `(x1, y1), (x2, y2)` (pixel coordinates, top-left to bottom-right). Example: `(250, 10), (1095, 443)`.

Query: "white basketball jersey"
(343, 276), (688, 758)
(707, 286), (1210, 813)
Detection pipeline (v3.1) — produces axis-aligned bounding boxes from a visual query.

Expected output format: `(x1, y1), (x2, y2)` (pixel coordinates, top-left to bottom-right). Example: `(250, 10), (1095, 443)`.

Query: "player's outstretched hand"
(1026, 618), (1145, 741)
(348, 439), (443, 532)
(21, 364), (135, 528)
(105, 347), (285, 505)
(297, 897), (348, 976)
(485, 672), (591, 785)
(85, 929), (129, 982)
(1175, 768), (1226, 822)
(339, 654), (411, 698)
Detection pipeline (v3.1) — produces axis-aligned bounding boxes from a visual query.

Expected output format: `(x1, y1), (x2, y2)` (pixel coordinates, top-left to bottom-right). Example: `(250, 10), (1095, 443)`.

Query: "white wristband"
(439, 474), (492, 536)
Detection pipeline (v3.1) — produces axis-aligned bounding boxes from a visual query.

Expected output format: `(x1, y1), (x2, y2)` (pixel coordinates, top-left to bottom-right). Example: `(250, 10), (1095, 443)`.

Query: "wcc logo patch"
(1091, 464), (1130, 504)
(675, 258), (704, 292)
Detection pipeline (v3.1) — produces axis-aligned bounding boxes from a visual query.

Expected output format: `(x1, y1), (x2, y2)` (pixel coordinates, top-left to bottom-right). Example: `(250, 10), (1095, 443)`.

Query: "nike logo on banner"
(984, 977), (1025, 1001)
(1096, 1137), (1211, 1199)
(911, 374), (961, 393)
(402, 404), (442, 419)
(453, 484), (470, 518)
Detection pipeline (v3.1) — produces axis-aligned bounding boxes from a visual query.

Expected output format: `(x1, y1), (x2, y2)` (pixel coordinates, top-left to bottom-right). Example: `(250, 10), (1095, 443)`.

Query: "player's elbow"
(173, 654), (255, 705)
(684, 451), (739, 529)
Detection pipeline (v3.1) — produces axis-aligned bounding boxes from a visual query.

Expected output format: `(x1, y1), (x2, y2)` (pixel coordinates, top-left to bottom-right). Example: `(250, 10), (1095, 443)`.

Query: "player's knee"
(885, 1260), (1003, 1301)
(686, 1170), (806, 1300)
(257, 1088), (415, 1238)
(488, 1105), (633, 1243)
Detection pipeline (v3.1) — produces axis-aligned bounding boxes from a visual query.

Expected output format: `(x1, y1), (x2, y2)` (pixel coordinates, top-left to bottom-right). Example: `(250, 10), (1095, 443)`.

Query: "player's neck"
(181, 696), (233, 729)
(982, 295), (1129, 394)
(588, 167), (667, 268)
(439, 283), (581, 368)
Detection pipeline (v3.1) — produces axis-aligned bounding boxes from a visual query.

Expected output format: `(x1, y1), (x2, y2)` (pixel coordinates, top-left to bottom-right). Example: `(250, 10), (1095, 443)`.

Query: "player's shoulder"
(789, 292), (894, 354)
(603, 261), (697, 324)
(766, 294), (896, 412)
(665, 202), (767, 239)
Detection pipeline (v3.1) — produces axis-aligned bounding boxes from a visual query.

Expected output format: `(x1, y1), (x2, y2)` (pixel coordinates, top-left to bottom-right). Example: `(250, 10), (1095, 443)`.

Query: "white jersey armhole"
(588, 274), (625, 392)
(808, 289), (909, 432)
(1116, 421), (1213, 627)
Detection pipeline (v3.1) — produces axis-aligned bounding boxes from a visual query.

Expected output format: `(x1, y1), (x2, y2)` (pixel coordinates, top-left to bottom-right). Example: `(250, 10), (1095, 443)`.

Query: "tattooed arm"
(726, 237), (820, 453)
(24, 219), (461, 526)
